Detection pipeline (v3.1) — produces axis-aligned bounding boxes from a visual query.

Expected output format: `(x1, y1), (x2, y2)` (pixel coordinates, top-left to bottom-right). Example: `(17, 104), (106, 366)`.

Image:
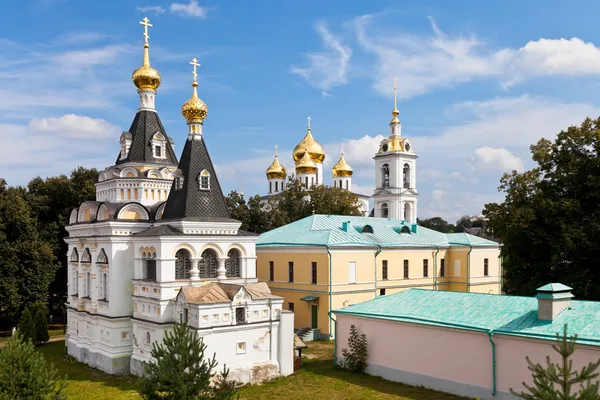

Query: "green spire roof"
(257, 215), (500, 248)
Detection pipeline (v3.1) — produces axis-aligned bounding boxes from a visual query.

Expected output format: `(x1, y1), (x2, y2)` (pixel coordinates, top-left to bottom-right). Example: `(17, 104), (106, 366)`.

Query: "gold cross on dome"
(394, 77), (397, 109)
(274, 144), (279, 157)
(341, 143), (344, 155)
(307, 116), (311, 130)
(139, 17), (153, 44)
(190, 57), (201, 82)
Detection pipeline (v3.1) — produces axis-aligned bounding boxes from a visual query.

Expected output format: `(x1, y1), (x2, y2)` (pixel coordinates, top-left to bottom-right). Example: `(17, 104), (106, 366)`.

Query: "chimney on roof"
(536, 283), (573, 321)
(411, 223), (418, 233)
(342, 221), (351, 232)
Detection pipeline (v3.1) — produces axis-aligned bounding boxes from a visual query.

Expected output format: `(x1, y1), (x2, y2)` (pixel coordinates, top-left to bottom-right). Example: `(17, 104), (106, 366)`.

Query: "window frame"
(440, 258), (446, 277)
(382, 260), (388, 280)
(423, 259), (429, 278)
(484, 258), (489, 277)
(269, 261), (274, 281)
(311, 262), (317, 284)
(288, 261), (294, 283)
(403, 260), (409, 279)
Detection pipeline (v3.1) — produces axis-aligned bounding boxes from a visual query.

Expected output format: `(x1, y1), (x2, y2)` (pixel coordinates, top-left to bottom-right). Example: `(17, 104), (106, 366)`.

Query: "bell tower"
(372, 79), (418, 223)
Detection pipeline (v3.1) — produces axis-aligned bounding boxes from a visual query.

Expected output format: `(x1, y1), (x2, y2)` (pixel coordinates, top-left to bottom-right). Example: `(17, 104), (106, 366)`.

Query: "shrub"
(0, 332), (67, 399)
(19, 307), (35, 344)
(341, 324), (368, 373)
(33, 302), (50, 345)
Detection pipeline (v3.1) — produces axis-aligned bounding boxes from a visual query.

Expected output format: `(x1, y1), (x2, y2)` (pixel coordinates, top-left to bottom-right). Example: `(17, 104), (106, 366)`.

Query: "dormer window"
(151, 132), (167, 159)
(174, 170), (184, 190)
(199, 169), (210, 190)
(119, 131), (132, 160)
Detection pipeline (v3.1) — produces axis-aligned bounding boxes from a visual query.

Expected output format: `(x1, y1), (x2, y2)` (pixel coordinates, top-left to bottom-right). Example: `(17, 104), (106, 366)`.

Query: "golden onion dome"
(132, 43), (162, 91)
(266, 156), (287, 179)
(295, 148), (318, 173)
(293, 130), (325, 163)
(332, 152), (353, 177)
(181, 81), (208, 122)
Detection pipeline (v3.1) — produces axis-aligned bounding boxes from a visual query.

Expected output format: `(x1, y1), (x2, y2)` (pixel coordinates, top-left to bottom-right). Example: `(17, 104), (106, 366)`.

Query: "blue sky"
(3, 0), (600, 222)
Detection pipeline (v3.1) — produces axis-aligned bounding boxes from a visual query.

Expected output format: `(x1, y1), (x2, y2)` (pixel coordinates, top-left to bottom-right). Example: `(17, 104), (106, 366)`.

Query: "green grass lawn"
(37, 340), (468, 400)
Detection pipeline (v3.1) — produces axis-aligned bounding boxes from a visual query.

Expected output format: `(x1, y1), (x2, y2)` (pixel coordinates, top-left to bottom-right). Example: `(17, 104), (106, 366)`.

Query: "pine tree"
(512, 324), (600, 399)
(19, 307), (35, 344)
(138, 321), (239, 400)
(33, 302), (50, 344)
(341, 324), (368, 373)
(0, 332), (67, 400)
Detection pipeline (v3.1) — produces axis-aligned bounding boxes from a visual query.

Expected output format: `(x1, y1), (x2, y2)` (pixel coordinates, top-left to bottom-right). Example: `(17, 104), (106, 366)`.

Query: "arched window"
(403, 163), (411, 188)
(305, 177), (308, 187)
(275, 181), (278, 192)
(145, 332), (151, 344)
(81, 248), (91, 263)
(144, 252), (157, 281)
(199, 169), (210, 190)
(362, 225), (374, 234)
(100, 273), (109, 301)
(70, 248), (79, 263)
(269, 181), (272, 194)
(225, 249), (241, 278)
(381, 203), (389, 218)
(84, 271), (91, 298)
(151, 132), (166, 159)
(400, 226), (411, 234)
(346, 180), (349, 190)
(382, 164), (390, 189)
(199, 249), (218, 279)
(404, 203), (412, 222)
(175, 249), (191, 280)
(97, 248), (108, 264)
(71, 268), (78, 295)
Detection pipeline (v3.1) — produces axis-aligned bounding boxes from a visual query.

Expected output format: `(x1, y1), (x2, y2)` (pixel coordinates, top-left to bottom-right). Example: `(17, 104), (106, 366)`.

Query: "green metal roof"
(332, 288), (600, 347)
(537, 283), (573, 292)
(256, 215), (499, 249)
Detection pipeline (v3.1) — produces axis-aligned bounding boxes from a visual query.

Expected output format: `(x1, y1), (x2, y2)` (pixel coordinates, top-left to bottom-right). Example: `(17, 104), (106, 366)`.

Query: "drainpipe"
(433, 247), (440, 291)
(466, 245), (473, 293)
(499, 254), (503, 294)
(374, 245), (382, 298)
(326, 246), (333, 342)
(488, 330), (497, 396)
(328, 310), (337, 365)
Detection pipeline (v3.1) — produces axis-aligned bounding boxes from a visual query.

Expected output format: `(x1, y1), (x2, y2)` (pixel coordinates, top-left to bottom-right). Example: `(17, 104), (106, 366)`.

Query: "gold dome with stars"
(132, 17), (162, 91)
(292, 117), (326, 163)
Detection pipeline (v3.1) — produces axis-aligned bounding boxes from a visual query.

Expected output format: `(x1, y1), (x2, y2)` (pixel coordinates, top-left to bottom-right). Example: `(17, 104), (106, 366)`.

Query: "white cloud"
(431, 189), (445, 202)
(28, 114), (121, 139)
(170, 0), (208, 18)
(470, 146), (524, 173)
(137, 5), (166, 15)
(291, 21), (352, 96)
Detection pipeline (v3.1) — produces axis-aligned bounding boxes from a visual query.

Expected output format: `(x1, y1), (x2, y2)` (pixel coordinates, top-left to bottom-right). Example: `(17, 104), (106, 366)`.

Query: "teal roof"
(332, 289), (600, 346)
(537, 283), (573, 292)
(257, 215), (499, 248)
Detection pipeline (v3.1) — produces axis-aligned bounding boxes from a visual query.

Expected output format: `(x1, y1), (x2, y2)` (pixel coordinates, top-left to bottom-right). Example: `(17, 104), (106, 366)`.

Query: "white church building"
(264, 81), (419, 222)
(65, 18), (294, 382)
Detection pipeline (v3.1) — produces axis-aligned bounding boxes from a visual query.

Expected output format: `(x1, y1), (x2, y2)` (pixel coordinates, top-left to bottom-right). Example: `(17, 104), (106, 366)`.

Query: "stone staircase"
(295, 328), (320, 341)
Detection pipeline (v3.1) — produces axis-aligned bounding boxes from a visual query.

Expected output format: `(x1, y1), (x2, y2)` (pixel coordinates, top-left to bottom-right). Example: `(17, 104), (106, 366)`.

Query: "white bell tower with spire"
(372, 78), (418, 223)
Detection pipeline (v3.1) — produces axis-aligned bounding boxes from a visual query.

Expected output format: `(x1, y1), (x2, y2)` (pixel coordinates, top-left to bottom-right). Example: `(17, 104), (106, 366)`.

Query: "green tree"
(0, 181), (58, 318)
(454, 215), (473, 233)
(19, 307), (35, 344)
(511, 324), (600, 399)
(341, 324), (368, 373)
(0, 332), (66, 400)
(309, 185), (364, 217)
(417, 217), (455, 233)
(138, 321), (238, 400)
(33, 302), (50, 345)
(484, 117), (600, 299)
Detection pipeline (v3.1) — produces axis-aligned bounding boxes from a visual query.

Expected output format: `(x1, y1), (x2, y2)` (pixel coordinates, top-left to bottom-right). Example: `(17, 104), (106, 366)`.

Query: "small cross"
(307, 116), (311, 130)
(190, 57), (201, 82)
(274, 144), (279, 157)
(139, 17), (153, 44)
(341, 143), (344, 155)
(394, 77), (398, 108)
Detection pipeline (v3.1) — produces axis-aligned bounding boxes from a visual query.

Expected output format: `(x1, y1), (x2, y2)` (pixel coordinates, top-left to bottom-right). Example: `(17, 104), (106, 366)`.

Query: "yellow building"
(256, 215), (501, 339)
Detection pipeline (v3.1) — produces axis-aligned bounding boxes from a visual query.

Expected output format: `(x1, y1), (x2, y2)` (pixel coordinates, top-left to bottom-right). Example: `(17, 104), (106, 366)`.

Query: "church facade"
(65, 18), (293, 382)
(264, 118), (371, 215)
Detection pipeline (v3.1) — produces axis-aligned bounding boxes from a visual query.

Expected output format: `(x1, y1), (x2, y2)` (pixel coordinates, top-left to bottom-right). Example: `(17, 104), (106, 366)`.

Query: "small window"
(155, 145), (162, 157)
(145, 259), (157, 281)
(145, 332), (151, 344)
(182, 308), (189, 323)
(288, 262), (294, 283)
(380, 288), (386, 296)
(269, 181), (272, 194)
(423, 259), (429, 278)
(275, 181), (278, 192)
(382, 260), (388, 280)
(269, 261), (274, 281)
(236, 307), (246, 324)
(288, 302), (295, 312)
(311, 262), (317, 284)
(440, 259), (446, 277)
(362, 225), (374, 234)
(403, 260), (409, 279)
(484, 258), (489, 276)
(199, 170), (210, 190)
